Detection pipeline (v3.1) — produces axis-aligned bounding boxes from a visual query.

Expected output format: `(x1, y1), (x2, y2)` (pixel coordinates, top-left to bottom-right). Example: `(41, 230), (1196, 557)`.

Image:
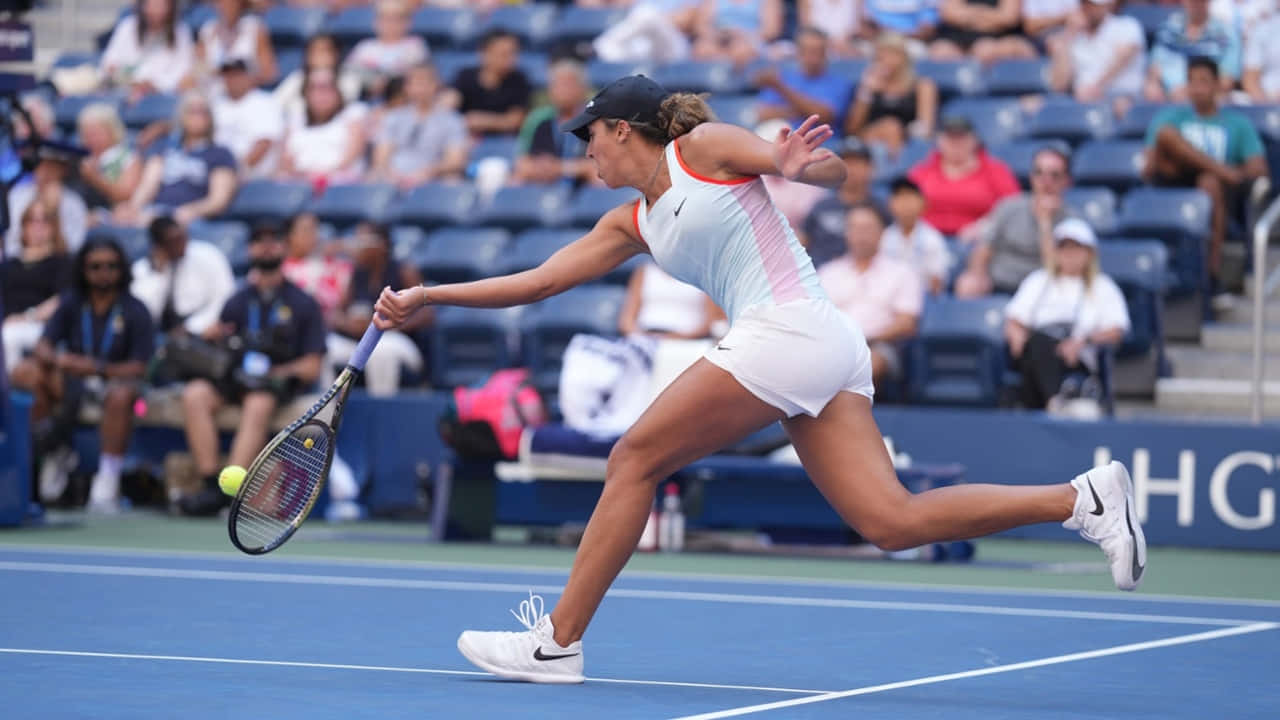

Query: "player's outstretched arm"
(372, 203), (644, 330)
(680, 116), (846, 189)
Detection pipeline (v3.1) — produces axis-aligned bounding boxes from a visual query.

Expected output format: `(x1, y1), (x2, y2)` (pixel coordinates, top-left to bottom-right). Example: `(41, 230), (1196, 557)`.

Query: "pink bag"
(442, 369), (548, 460)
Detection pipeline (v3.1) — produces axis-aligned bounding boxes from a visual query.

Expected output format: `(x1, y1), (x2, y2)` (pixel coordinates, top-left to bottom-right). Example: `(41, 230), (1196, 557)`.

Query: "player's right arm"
(372, 202), (644, 330)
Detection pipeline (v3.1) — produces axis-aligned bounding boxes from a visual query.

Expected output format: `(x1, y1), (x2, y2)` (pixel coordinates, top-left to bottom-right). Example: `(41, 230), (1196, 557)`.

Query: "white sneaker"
(86, 471), (121, 514)
(457, 593), (585, 684)
(1064, 461), (1147, 591)
(38, 447), (77, 503)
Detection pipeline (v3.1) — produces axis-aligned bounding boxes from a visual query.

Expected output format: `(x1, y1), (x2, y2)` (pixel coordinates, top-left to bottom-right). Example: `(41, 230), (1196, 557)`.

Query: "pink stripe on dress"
(729, 181), (807, 305)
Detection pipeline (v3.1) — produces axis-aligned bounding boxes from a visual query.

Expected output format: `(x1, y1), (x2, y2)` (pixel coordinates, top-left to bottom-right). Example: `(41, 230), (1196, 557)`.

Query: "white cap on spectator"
(1053, 217), (1098, 249)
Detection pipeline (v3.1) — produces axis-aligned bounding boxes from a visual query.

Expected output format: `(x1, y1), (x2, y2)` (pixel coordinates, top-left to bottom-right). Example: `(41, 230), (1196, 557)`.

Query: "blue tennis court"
(1, 546), (1276, 719)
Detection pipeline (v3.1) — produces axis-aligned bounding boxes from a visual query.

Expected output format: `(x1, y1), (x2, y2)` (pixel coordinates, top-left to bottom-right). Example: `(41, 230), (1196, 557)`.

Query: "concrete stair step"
(1155, 377), (1280, 418)
(1214, 298), (1280, 326)
(1199, 323), (1280, 352)
(1165, 346), (1280, 381)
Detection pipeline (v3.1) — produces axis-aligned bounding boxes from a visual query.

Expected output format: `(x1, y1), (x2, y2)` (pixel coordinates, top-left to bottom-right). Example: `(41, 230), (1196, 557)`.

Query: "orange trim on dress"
(673, 137), (756, 185)
(631, 200), (650, 251)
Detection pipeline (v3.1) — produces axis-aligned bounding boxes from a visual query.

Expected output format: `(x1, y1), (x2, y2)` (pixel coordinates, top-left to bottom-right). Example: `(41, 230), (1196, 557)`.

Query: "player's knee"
(604, 436), (664, 487)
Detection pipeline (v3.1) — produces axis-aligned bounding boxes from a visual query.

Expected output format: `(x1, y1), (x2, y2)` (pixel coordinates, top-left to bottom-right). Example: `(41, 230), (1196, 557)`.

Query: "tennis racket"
(227, 322), (383, 554)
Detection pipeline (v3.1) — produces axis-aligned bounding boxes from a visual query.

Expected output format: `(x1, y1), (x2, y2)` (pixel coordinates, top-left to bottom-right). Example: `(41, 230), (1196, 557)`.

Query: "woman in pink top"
(907, 114), (1019, 236)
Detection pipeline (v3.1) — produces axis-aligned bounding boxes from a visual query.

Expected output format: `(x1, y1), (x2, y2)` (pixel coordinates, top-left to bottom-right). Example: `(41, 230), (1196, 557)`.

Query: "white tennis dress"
(631, 139), (874, 416)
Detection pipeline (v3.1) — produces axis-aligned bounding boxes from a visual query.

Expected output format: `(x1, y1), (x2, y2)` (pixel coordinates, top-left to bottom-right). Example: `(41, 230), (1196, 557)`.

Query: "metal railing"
(1250, 195), (1280, 424)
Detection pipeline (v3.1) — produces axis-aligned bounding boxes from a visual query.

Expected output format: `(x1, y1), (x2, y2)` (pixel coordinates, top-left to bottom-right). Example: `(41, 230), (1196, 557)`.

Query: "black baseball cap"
(563, 75), (669, 143)
(218, 57), (250, 73)
(890, 177), (922, 195)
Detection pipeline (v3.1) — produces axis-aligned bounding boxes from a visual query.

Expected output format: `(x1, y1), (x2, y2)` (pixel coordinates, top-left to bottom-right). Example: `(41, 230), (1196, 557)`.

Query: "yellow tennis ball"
(218, 465), (247, 496)
(304, 437), (314, 450)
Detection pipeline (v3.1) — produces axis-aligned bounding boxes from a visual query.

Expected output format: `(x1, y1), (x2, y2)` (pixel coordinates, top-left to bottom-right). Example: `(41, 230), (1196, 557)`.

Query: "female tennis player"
(373, 75), (1146, 684)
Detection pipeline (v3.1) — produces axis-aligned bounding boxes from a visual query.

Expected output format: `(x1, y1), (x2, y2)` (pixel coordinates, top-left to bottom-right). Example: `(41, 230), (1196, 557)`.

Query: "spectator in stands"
(592, 0), (700, 64)
(907, 114), (1019, 237)
(130, 216), (236, 336)
(802, 136), (879, 268)
(1023, 0), (1079, 50)
(1143, 56), (1267, 289)
(117, 92), (238, 227)
(282, 211), (353, 322)
(845, 32), (938, 157)
(818, 203), (923, 388)
(451, 30), (532, 137)
(99, 0), (195, 100)
(881, 178), (950, 294)
(274, 33), (363, 120)
(344, 0), (429, 101)
(799, 0), (863, 57)
(692, 0), (784, 68)
(278, 68), (369, 187)
(1005, 217), (1129, 409)
(2, 201), (73, 374)
(1048, 0), (1147, 105)
(930, 0), (1036, 64)
(755, 27), (853, 128)
(10, 237), (154, 511)
(177, 223), (326, 516)
(326, 222), (426, 395)
(1145, 0), (1241, 102)
(618, 261), (723, 339)
(372, 63), (468, 188)
(75, 104), (143, 213)
(511, 60), (595, 186)
(4, 141), (89, 259)
(860, 0), (939, 54)
(192, 0), (278, 88)
(212, 58), (284, 179)
(1242, 12), (1280, 103)
(956, 144), (1078, 297)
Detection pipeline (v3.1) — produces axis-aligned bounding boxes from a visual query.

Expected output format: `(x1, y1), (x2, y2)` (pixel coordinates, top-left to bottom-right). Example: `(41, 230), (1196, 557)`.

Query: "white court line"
(671, 622), (1280, 720)
(0, 648), (830, 695)
(5, 543), (1280, 609)
(0, 561), (1259, 627)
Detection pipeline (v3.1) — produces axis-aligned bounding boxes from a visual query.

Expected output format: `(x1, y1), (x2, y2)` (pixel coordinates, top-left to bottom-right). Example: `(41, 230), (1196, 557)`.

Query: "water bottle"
(658, 482), (685, 552)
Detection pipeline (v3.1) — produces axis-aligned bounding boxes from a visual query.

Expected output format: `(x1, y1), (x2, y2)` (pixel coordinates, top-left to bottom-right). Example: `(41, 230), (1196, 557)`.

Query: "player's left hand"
(373, 286), (426, 330)
(773, 115), (835, 182)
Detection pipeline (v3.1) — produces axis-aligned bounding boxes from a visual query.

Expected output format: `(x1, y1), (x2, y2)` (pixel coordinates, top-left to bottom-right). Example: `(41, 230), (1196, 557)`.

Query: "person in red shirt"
(907, 115), (1019, 236)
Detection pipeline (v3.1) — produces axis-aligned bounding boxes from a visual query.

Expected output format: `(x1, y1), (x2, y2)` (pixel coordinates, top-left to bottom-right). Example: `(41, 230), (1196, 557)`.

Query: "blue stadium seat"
(983, 59), (1051, 96)
(1072, 140), (1147, 194)
(553, 6), (628, 45)
(412, 7), (478, 49)
(1026, 101), (1114, 145)
(1098, 239), (1168, 359)
(988, 140), (1050, 186)
(603, 254), (647, 286)
(828, 58), (870, 80)
(1064, 186), (1119, 236)
(500, 228), (581, 275)
(183, 3), (217, 31)
(522, 285), (626, 395)
(263, 6), (326, 49)
(307, 183), (399, 228)
(88, 225), (149, 264)
(474, 185), (571, 232)
(654, 60), (749, 94)
(431, 305), (525, 388)
(1117, 187), (1211, 292)
(518, 52), (549, 89)
(51, 50), (98, 70)
(223, 180), (312, 225)
(479, 3), (559, 50)
(587, 60), (654, 89)
(908, 296), (1010, 407)
(55, 93), (118, 135)
(189, 219), (250, 275)
(941, 98), (1025, 145)
(469, 134), (519, 167)
(432, 50), (473, 85)
(272, 48), (303, 89)
(390, 225), (428, 266)
(873, 138), (933, 183)
(324, 6), (375, 50)
(568, 186), (640, 226)
(1227, 104), (1280, 144)
(413, 227), (510, 283)
(916, 59), (985, 100)
(1116, 102), (1175, 139)
(392, 182), (478, 229)
(1123, 3), (1178, 42)
(707, 94), (759, 129)
(122, 93), (178, 131)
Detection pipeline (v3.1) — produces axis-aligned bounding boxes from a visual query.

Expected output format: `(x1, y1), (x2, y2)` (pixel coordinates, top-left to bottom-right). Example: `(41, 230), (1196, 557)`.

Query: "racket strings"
(233, 425), (331, 550)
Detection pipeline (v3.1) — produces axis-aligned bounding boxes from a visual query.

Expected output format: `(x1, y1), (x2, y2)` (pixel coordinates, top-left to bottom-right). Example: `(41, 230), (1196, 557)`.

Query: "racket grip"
(349, 322), (384, 372)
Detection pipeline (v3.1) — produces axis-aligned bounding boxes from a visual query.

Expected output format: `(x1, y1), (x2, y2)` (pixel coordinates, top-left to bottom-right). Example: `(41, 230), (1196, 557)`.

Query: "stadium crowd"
(1, 0), (1275, 515)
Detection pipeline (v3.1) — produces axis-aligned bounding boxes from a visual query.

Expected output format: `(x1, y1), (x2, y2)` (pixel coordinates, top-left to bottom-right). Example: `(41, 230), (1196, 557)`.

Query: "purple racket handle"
(349, 322), (384, 372)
